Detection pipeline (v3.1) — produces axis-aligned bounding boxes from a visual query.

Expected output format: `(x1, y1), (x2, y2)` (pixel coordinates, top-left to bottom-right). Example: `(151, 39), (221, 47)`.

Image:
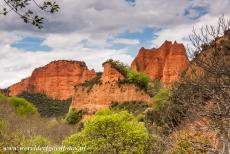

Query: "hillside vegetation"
(19, 92), (72, 117)
(0, 92), (80, 153)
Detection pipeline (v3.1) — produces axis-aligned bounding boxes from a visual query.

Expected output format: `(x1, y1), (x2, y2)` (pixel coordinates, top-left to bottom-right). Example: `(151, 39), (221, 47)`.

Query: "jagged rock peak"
(131, 40), (189, 85)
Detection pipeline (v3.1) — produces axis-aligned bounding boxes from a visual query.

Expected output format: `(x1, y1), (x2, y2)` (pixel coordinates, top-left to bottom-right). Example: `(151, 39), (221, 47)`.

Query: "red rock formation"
(101, 63), (124, 82)
(71, 63), (151, 114)
(9, 60), (96, 100)
(131, 41), (189, 85)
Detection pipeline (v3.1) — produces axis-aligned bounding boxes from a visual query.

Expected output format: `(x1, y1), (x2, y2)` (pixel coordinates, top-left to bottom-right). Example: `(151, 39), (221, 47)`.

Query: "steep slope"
(9, 60), (96, 100)
(71, 62), (152, 114)
(131, 41), (189, 85)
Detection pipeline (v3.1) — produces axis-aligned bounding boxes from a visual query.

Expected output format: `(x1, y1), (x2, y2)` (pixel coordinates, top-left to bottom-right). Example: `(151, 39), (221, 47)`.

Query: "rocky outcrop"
(101, 63), (124, 82)
(9, 60), (96, 100)
(131, 41), (189, 85)
(71, 63), (151, 114)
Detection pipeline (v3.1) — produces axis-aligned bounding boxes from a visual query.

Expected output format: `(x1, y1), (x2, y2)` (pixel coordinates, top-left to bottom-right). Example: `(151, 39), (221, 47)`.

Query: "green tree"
(8, 96), (38, 115)
(152, 87), (170, 111)
(1, 0), (59, 28)
(65, 108), (84, 125)
(63, 109), (149, 154)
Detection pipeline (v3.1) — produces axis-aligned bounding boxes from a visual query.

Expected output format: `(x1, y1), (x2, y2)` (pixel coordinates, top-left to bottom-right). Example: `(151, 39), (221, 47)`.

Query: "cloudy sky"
(0, 0), (229, 88)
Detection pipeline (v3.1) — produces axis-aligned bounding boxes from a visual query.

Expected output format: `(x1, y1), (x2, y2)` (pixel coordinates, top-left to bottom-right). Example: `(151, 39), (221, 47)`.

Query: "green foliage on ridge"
(19, 92), (71, 117)
(78, 73), (102, 90)
(103, 59), (154, 94)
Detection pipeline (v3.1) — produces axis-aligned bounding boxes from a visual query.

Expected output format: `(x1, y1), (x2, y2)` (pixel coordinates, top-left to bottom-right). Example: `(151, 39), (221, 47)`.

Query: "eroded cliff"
(9, 60), (96, 100)
(131, 41), (189, 85)
(71, 63), (151, 114)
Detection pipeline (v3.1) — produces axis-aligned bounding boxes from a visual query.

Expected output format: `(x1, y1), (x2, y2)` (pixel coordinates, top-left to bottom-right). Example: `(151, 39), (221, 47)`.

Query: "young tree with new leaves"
(0, 0), (60, 28)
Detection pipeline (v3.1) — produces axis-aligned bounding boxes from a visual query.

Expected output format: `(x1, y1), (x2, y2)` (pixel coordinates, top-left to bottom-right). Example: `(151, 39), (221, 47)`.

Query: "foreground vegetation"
(0, 93), (79, 153)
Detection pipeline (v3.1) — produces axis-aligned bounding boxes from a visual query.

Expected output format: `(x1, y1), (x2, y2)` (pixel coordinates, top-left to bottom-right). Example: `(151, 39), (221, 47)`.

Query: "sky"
(0, 0), (230, 88)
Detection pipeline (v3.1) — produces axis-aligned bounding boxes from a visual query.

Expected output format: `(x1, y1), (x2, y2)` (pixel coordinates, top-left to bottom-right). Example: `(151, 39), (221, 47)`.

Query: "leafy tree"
(8, 96), (38, 115)
(65, 108), (85, 125)
(0, 0), (60, 28)
(63, 109), (149, 154)
(152, 87), (170, 111)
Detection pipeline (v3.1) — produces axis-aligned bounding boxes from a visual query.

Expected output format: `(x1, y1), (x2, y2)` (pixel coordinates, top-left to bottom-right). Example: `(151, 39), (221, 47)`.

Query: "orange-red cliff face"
(9, 60), (96, 100)
(131, 41), (189, 85)
(71, 63), (151, 114)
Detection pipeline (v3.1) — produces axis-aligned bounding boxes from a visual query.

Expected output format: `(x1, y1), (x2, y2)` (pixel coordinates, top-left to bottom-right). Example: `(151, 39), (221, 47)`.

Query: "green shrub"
(103, 59), (154, 94)
(19, 92), (71, 117)
(78, 73), (102, 89)
(103, 59), (128, 76)
(137, 114), (145, 122)
(63, 109), (148, 154)
(126, 69), (152, 91)
(8, 96), (38, 115)
(152, 87), (170, 111)
(65, 108), (85, 124)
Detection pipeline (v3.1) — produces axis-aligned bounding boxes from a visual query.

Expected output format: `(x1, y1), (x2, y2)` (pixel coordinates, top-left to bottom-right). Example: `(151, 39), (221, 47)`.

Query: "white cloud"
(112, 38), (140, 45)
(152, 14), (230, 48)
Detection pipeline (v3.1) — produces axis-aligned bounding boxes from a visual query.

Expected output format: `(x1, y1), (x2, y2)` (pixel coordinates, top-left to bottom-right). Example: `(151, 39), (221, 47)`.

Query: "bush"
(137, 114), (145, 122)
(19, 92), (71, 117)
(152, 87), (170, 111)
(104, 59), (154, 94)
(8, 96), (38, 116)
(63, 109), (149, 154)
(78, 73), (102, 90)
(65, 108), (85, 124)
(103, 59), (128, 76)
(126, 69), (152, 92)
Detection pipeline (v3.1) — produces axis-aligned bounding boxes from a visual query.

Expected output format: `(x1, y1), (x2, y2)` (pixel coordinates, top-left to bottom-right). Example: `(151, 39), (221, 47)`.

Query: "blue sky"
(11, 37), (51, 52)
(0, 0), (229, 88)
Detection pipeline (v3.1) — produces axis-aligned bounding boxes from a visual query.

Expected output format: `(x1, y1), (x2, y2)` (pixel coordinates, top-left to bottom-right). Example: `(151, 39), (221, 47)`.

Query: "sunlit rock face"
(71, 63), (151, 114)
(9, 60), (96, 100)
(131, 41), (189, 85)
